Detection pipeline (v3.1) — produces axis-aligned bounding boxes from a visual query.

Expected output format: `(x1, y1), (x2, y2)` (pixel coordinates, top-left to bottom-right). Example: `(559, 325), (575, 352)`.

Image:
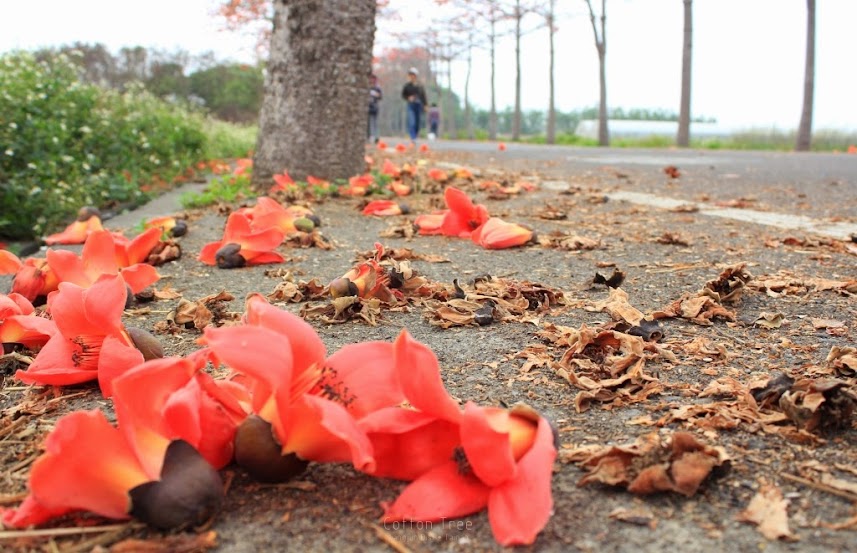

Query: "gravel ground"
(1, 144), (855, 552)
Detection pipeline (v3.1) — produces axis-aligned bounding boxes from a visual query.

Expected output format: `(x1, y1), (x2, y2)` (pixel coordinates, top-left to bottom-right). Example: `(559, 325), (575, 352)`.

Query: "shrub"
(0, 51), (207, 240)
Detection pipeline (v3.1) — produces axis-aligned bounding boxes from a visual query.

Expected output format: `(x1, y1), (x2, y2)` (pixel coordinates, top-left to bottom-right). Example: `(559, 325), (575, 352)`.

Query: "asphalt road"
(425, 140), (857, 233)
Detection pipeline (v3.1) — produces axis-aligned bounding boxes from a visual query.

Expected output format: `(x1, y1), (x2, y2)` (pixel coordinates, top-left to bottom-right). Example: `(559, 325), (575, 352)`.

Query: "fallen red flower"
(306, 175), (331, 191)
(199, 212), (285, 268)
(439, 186), (490, 238)
(381, 159), (401, 178)
(471, 217), (533, 249)
(377, 140), (388, 150)
(14, 274), (144, 396)
(395, 143), (408, 152)
(340, 173), (375, 196)
(1, 409), (223, 530)
(44, 213), (104, 245)
(388, 180), (411, 196)
(10, 257), (60, 302)
(112, 227), (164, 266)
(269, 169), (297, 194)
(382, 403), (556, 546)
(419, 144), (430, 152)
(201, 295), (404, 473)
(233, 157), (253, 176)
(362, 200), (408, 217)
(112, 351), (249, 473)
(0, 292), (56, 349)
(47, 230), (161, 294)
(0, 249), (22, 274)
(427, 168), (449, 182)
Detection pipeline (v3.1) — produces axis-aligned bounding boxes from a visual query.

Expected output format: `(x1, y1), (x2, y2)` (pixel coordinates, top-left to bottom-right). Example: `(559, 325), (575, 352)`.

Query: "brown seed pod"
(234, 415), (308, 483)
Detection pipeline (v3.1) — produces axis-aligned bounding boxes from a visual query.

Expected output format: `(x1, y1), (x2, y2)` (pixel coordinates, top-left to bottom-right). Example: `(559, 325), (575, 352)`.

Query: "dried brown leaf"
(737, 484), (796, 541)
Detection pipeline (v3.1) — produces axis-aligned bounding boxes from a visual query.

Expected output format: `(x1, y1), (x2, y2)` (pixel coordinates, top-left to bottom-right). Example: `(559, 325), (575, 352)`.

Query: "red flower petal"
(96, 334), (145, 398)
(383, 460), (490, 522)
(393, 330), (462, 423)
(28, 410), (150, 520)
(326, 341), (400, 418)
(487, 416), (557, 545)
(0, 249), (23, 274)
(471, 217), (533, 249)
(460, 403), (518, 486)
(360, 408), (461, 480)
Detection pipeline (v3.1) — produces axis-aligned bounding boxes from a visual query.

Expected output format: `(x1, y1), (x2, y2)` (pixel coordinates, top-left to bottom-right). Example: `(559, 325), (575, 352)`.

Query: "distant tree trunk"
(676, 0), (692, 147)
(253, 0), (375, 184)
(446, 57), (456, 138)
(586, 0), (609, 146)
(465, 40), (474, 139)
(546, 0), (556, 144)
(795, 0), (815, 151)
(512, 0), (523, 141)
(489, 15), (498, 140)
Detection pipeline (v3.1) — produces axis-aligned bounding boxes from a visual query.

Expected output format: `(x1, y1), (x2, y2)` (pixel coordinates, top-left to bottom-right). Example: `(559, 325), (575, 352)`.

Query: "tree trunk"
(253, 0), (376, 184)
(512, 1), (523, 141)
(465, 41), (474, 140)
(446, 57), (455, 138)
(676, 0), (692, 147)
(546, 0), (556, 144)
(489, 17), (498, 140)
(587, 0), (609, 146)
(795, 0), (815, 152)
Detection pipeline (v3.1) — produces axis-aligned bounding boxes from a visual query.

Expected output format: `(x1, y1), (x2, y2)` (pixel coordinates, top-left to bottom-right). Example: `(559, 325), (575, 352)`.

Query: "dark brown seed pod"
(129, 440), (223, 530)
(215, 243), (246, 269)
(234, 415), (309, 483)
(126, 327), (165, 360)
(170, 219), (188, 237)
(76, 206), (101, 222)
(329, 277), (359, 298)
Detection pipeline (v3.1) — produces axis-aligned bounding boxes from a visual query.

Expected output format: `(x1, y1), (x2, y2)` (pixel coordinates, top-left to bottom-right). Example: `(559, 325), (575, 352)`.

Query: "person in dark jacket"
(368, 74), (382, 143)
(401, 67), (427, 145)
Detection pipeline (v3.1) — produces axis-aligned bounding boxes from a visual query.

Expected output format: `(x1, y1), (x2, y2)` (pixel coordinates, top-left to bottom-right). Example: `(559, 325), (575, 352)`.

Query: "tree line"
(31, 42), (264, 124)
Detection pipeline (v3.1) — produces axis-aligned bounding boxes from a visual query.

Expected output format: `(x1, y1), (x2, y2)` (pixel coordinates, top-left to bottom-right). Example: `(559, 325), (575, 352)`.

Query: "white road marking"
(606, 190), (857, 241)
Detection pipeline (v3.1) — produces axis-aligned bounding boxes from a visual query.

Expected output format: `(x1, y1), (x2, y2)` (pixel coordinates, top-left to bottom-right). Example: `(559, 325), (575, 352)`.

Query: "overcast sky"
(1, 0), (854, 131)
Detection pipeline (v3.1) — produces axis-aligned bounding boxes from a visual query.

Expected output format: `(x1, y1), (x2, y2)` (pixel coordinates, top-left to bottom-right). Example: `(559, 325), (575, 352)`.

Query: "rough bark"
(253, 0), (376, 184)
(676, 0), (692, 147)
(795, 0), (815, 152)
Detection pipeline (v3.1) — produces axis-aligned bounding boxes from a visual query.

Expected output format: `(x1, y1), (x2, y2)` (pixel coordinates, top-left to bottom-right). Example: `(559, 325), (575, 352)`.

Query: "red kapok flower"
(14, 274), (144, 396)
(362, 200), (408, 217)
(419, 144), (430, 152)
(413, 211), (447, 235)
(395, 143), (408, 153)
(0, 249), (23, 274)
(439, 186), (490, 238)
(47, 230), (161, 294)
(0, 410), (153, 527)
(427, 168), (449, 182)
(247, 197), (316, 234)
(471, 217), (533, 249)
(269, 169), (297, 194)
(44, 214), (104, 245)
(112, 351), (249, 474)
(381, 159), (401, 178)
(199, 212), (285, 268)
(1, 409), (224, 530)
(377, 140), (388, 150)
(233, 157), (253, 176)
(201, 295), (403, 471)
(341, 173), (375, 196)
(11, 257), (60, 302)
(306, 175), (331, 191)
(382, 403), (557, 546)
(388, 180), (411, 196)
(0, 292), (56, 349)
(498, 142), (507, 151)
(112, 227), (163, 266)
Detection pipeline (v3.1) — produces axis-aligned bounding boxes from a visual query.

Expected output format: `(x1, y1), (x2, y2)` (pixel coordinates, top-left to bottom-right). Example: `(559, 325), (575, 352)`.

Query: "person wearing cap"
(401, 67), (428, 145)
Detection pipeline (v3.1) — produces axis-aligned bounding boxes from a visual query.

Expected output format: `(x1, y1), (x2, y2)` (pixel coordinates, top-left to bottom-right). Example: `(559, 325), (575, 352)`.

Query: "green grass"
(180, 173), (257, 209)
(202, 119), (258, 160)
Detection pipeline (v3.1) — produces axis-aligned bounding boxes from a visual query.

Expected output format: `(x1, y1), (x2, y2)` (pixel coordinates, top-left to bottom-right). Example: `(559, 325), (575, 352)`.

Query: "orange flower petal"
(471, 217), (533, 249)
(382, 460), (490, 522)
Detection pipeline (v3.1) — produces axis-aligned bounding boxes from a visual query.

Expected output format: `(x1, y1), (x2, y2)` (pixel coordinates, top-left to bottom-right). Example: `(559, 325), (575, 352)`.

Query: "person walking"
(401, 67), (427, 146)
(367, 74), (382, 144)
(428, 103), (440, 139)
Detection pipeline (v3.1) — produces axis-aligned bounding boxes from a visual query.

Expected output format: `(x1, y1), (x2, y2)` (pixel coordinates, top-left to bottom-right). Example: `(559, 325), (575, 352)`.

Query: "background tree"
(795, 0), (815, 151)
(676, 0), (692, 147)
(253, 0), (376, 183)
(540, 0), (557, 144)
(584, 0), (609, 146)
(189, 64), (264, 123)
